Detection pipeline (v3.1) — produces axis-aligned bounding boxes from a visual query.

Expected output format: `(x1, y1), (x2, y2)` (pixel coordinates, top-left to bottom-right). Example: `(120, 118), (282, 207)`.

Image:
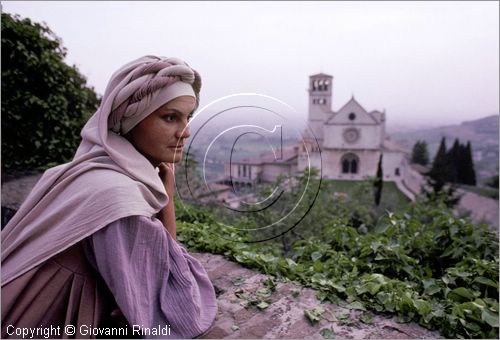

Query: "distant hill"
(390, 115), (499, 184)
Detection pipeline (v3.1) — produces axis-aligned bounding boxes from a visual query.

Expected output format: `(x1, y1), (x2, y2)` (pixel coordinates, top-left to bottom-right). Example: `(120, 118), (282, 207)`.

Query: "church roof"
(345, 95), (368, 110)
(326, 96), (377, 124)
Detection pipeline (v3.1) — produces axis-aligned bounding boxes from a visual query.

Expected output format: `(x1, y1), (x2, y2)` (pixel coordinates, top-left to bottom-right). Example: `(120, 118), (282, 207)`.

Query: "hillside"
(390, 115), (499, 184)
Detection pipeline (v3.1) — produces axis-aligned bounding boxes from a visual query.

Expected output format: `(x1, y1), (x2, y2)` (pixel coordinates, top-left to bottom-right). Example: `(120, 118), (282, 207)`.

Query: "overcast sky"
(2, 1), (499, 128)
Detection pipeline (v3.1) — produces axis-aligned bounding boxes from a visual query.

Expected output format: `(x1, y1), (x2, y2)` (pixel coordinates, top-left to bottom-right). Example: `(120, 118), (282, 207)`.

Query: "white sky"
(2, 1), (499, 128)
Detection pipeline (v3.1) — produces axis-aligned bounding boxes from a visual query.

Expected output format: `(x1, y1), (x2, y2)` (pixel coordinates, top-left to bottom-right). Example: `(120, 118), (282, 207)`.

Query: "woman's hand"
(158, 162), (175, 196)
(158, 163), (176, 240)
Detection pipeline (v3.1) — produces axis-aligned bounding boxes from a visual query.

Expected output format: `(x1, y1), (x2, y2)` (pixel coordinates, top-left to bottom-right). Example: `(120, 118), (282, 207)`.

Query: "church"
(221, 72), (423, 201)
(299, 73), (407, 182)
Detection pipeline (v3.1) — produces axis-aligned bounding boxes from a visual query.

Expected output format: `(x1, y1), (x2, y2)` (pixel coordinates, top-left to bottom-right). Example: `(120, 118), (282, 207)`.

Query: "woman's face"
(126, 95), (195, 166)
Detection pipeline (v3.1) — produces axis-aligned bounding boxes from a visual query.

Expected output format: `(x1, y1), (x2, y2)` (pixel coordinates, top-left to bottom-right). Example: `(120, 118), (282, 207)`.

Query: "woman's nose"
(176, 124), (190, 139)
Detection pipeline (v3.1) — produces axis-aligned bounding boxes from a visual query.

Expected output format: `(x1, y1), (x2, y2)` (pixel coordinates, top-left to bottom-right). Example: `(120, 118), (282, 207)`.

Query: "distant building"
(219, 146), (298, 187)
(220, 72), (424, 200)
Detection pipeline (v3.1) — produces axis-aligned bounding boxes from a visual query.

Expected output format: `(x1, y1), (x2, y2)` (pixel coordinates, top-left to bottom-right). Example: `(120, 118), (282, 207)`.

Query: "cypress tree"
(411, 140), (430, 166)
(457, 143), (467, 184)
(424, 137), (460, 207)
(448, 139), (460, 183)
(374, 153), (383, 206)
(463, 141), (477, 185)
(428, 137), (448, 188)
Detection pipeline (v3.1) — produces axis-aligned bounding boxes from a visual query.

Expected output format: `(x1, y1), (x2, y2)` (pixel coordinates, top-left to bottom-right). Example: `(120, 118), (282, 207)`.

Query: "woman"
(1, 56), (217, 338)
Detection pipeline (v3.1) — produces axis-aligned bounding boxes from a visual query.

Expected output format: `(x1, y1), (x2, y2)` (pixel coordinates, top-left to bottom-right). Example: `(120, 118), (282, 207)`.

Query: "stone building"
(221, 147), (298, 187)
(221, 72), (423, 200)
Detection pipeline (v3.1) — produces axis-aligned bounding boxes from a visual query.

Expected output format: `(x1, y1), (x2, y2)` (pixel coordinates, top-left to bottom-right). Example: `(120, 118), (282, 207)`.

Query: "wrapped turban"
(107, 56), (201, 134)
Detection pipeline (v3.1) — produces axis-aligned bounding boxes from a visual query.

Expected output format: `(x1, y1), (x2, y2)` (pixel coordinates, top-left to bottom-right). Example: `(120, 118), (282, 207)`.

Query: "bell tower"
(308, 73), (333, 140)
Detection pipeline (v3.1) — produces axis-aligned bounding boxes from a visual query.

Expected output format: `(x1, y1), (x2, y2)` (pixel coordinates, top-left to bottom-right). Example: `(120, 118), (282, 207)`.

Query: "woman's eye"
(163, 115), (176, 122)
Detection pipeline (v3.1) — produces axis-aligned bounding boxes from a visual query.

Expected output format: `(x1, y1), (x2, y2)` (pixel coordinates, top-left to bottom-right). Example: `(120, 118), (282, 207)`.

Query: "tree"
(462, 141), (477, 186)
(373, 153), (383, 206)
(1, 13), (99, 171)
(447, 138), (460, 183)
(425, 137), (459, 207)
(428, 137), (448, 190)
(411, 140), (429, 166)
(438, 138), (477, 186)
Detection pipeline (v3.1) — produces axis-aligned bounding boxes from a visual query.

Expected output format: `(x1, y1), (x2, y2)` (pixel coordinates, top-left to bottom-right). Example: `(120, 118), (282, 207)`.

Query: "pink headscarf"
(1, 55), (201, 285)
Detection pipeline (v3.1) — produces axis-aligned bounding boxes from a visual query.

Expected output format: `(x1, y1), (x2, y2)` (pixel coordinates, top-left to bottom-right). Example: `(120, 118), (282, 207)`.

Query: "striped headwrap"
(107, 56), (201, 134)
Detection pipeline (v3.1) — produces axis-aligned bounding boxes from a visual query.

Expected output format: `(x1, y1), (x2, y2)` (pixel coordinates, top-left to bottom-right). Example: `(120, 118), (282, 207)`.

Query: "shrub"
(1, 13), (99, 171)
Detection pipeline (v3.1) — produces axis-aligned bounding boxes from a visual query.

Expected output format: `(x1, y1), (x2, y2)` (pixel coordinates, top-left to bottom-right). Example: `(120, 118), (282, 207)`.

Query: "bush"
(1, 13), (99, 171)
(176, 188), (499, 338)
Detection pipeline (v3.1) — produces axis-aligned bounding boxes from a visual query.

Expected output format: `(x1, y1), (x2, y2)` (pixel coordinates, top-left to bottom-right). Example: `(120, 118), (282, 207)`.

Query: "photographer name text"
(5, 324), (172, 338)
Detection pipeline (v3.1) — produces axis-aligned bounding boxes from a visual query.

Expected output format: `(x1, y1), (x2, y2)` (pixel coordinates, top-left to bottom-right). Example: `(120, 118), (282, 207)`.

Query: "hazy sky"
(2, 1), (499, 127)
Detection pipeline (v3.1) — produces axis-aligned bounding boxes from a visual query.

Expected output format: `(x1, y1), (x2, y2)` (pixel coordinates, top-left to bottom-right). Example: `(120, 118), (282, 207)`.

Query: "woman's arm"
(83, 216), (217, 338)
(158, 163), (176, 240)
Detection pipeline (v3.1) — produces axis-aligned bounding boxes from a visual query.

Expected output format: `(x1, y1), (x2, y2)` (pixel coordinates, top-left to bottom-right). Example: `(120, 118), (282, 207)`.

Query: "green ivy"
(176, 196), (499, 338)
(1, 13), (99, 171)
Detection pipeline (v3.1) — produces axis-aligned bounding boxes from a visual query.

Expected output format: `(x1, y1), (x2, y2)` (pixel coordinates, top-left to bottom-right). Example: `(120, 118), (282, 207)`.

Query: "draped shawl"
(1, 55), (201, 286)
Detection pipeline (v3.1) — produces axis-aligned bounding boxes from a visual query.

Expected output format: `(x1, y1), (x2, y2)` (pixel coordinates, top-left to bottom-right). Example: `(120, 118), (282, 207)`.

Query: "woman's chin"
(170, 154), (184, 163)
(159, 151), (184, 164)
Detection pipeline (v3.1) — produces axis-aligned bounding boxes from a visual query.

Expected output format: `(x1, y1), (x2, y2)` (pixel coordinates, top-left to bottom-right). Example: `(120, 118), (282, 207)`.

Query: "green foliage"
(1, 13), (99, 171)
(448, 139), (477, 186)
(319, 327), (335, 339)
(332, 180), (410, 214)
(185, 168), (412, 255)
(422, 182), (461, 209)
(463, 142), (477, 186)
(428, 137), (450, 190)
(176, 190), (499, 338)
(304, 306), (325, 324)
(425, 137), (479, 207)
(411, 140), (430, 166)
(425, 138), (460, 207)
(428, 137), (477, 191)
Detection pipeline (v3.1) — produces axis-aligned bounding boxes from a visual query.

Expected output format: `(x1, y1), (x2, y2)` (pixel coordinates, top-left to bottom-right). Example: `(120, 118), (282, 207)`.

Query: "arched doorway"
(341, 153), (359, 174)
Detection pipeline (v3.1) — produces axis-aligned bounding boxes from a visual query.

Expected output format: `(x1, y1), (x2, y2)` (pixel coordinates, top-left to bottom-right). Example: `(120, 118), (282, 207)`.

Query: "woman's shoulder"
(56, 167), (163, 218)
(71, 167), (151, 198)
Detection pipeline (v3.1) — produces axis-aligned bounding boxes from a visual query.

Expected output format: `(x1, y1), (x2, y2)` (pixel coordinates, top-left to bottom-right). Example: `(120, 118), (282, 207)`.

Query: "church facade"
(298, 73), (408, 183)
(221, 72), (423, 200)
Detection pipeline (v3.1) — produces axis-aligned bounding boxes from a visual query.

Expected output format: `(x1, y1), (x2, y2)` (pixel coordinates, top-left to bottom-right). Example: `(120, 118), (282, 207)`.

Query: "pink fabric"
(83, 215), (217, 338)
(1, 55), (201, 286)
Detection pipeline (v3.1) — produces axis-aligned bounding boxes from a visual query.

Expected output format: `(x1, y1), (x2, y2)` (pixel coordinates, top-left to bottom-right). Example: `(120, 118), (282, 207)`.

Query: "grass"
(328, 179), (411, 212)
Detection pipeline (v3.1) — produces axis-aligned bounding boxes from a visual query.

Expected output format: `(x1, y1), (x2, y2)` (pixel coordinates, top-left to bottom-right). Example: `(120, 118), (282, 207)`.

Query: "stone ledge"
(192, 252), (441, 339)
